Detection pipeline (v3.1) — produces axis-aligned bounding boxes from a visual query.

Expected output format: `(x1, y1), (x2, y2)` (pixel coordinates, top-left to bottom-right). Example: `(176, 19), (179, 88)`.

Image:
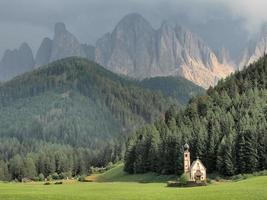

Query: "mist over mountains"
(0, 13), (267, 88)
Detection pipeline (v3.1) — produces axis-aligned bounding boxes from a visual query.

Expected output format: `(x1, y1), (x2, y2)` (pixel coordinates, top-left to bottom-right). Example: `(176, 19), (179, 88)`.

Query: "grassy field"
(0, 174), (267, 200)
(96, 163), (176, 183)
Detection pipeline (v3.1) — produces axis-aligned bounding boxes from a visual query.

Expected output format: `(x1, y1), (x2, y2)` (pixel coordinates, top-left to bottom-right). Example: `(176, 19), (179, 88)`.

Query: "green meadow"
(0, 175), (266, 200)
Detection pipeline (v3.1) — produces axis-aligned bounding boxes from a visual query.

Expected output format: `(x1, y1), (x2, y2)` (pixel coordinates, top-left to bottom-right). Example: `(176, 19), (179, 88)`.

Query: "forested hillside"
(0, 57), (180, 181)
(125, 56), (267, 176)
(140, 76), (205, 104)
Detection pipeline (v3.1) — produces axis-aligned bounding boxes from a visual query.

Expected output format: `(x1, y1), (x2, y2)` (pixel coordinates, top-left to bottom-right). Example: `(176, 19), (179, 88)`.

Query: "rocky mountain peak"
(0, 43), (34, 80)
(114, 13), (154, 35)
(50, 22), (85, 62)
(54, 22), (67, 35)
(35, 37), (53, 67)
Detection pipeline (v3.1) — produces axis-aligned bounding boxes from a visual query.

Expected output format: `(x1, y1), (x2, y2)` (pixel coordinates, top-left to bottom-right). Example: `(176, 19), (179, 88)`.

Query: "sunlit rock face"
(95, 13), (234, 88)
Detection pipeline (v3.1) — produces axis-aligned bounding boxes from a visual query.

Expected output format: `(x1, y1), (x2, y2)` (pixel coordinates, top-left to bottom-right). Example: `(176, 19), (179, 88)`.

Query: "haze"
(0, 0), (267, 58)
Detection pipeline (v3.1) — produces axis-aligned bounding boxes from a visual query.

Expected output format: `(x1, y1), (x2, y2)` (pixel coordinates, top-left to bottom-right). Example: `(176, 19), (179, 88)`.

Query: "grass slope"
(96, 163), (176, 183)
(0, 176), (266, 200)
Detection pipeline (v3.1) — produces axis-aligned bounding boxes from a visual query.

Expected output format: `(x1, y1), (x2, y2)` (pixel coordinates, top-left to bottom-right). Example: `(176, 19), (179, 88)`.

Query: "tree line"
(0, 57), (178, 181)
(124, 56), (267, 176)
(0, 137), (124, 181)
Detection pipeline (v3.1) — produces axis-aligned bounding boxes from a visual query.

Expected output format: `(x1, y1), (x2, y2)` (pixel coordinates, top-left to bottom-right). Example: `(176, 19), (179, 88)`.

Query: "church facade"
(183, 143), (206, 182)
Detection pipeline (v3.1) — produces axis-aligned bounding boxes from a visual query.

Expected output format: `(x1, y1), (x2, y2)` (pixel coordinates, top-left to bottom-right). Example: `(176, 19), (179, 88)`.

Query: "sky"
(0, 0), (267, 58)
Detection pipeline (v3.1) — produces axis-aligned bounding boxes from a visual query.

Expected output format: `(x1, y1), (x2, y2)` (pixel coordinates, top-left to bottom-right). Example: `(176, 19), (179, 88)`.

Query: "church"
(183, 143), (206, 183)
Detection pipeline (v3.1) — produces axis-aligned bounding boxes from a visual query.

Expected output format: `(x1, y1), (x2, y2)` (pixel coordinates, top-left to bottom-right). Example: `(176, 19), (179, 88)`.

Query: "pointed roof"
(190, 158), (206, 170)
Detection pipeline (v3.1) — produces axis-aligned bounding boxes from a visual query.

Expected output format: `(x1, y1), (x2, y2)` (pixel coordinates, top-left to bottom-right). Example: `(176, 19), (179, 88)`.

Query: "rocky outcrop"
(35, 37), (52, 67)
(239, 23), (267, 69)
(35, 23), (90, 67)
(95, 13), (156, 78)
(0, 43), (34, 80)
(95, 14), (234, 88)
(50, 23), (86, 62)
(0, 15), (237, 87)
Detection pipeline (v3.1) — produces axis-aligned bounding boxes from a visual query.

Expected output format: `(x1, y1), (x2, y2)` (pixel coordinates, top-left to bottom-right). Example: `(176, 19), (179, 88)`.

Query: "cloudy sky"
(0, 0), (267, 58)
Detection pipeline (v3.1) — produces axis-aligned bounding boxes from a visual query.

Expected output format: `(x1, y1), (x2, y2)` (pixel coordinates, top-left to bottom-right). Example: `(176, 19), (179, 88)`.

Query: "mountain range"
(1, 13), (267, 88)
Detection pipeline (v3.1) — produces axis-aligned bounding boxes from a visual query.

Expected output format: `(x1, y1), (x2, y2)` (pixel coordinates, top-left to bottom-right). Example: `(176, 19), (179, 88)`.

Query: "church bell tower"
(184, 143), (190, 174)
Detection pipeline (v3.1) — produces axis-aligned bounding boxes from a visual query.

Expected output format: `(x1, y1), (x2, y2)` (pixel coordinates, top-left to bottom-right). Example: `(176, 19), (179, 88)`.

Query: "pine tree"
(217, 136), (234, 176)
(257, 129), (266, 171)
(236, 131), (246, 174)
(244, 129), (257, 173)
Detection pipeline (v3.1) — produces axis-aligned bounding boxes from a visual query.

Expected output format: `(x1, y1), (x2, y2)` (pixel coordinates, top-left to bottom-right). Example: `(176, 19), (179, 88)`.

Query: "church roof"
(190, 158), (206, 170)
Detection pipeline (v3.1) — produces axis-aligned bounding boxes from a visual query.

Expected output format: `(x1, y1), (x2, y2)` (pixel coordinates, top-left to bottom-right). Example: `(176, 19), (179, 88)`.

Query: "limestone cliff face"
(50, 23), (86, 62)
(35, 23), (91, 67)
(0, 43), (34, 80)
(95, 14), (234, 88)
(0, 15), (236, 87)
(239, 24), (267, 68)
(95, 13), (156, 78)
(35, 37), (52, 67)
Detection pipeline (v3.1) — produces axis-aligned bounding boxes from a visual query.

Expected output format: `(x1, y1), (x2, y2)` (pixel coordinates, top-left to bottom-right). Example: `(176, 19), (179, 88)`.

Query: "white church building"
(183, 143), (206, 182)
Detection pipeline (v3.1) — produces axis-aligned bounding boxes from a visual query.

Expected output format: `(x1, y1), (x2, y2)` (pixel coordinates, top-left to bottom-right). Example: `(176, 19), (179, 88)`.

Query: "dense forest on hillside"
(124, 56), (267, 176)
(140, 76), (205, 105)
(0, 57), (175, 181)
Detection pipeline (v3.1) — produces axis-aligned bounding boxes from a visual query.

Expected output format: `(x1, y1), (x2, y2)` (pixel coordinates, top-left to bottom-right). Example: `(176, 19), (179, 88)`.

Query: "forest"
(124, 56), (267, 176)
(0, 57), (202, 181)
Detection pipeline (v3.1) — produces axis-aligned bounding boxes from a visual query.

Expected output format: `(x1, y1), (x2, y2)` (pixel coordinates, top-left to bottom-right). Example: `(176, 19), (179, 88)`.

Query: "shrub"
(47, 175), (52, 181)
(44, 182), (51, 185)
(32, 177), (40, 182)
(106, 162), (114, 170)
(59, 173), (67, 180)
(232, 174), (244, 181)
(52, 172), (59, 180)
(179, 173), (189, 186)
(54, 181), (63, 185)
(38, 173), (45, 181)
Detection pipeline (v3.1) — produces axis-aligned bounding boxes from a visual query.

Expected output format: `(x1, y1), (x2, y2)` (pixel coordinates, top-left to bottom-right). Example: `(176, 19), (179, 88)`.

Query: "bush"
(106, 162), (114, 170)
(38, 173), (45, 181)
(232, 174), (244, 181)
(243, 174), (253, 179)
(59, 173), (67, 180)
(52, 172), (59, 180)
(258, 170), (267, 176)
(47, 175), (52, 181)
(44, 182), (51, 185)
(54, 181), (63, 185)
(179, 173), (189, 186)
(32, 177), (40, 182)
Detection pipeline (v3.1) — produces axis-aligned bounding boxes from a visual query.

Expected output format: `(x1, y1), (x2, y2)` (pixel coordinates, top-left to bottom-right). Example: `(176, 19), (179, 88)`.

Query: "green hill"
(0, 57), (203, 181)
(0, 57), (176, 148)
(96, 163), (175, 183)
(125, 56), (267, 176)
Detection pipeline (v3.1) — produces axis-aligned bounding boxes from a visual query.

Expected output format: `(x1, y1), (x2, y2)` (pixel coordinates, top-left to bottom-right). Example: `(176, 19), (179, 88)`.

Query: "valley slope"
(0, 57), (203, 180)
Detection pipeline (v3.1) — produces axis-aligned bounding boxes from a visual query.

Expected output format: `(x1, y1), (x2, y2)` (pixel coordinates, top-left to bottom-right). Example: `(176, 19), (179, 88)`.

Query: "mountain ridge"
(2, 13), (266, 88)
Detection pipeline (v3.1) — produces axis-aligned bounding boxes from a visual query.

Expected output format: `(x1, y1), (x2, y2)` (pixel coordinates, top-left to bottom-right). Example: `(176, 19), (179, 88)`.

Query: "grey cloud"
(0, 0), (266, 58)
